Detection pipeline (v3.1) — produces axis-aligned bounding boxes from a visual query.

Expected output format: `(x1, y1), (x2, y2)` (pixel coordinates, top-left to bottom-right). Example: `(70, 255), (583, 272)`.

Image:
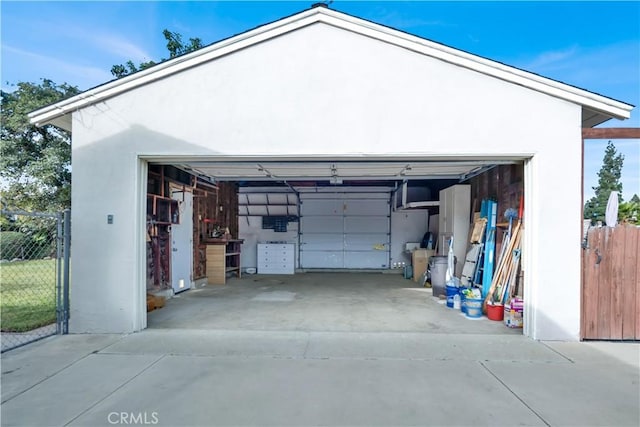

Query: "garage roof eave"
(34, 114), (72, 132)
(28, 6), (633, 130)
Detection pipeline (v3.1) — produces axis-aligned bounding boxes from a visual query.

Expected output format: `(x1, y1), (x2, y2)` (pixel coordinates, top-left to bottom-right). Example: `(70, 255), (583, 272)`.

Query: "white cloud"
(89, 33), (153, 63)
(522, 46), (579, 70)
(367, 7), (451, 30)
(467, 34), (480, 44)
(7, 15), (155, 63)
(514, 41), (640, 90)
(52, 23), (154, 63)
(2, 44), (113, 88)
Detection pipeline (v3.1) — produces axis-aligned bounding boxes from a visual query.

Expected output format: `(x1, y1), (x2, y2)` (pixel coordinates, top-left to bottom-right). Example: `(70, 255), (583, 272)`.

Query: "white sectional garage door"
(299, 192), (390, 269)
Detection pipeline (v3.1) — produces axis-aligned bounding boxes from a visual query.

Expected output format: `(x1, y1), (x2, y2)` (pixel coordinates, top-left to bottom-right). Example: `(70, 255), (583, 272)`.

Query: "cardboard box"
(146, 293), (166, 312)
(412, 249), (435, 282)
(504, 298), (524, 328)
(404, 242), (421, 252)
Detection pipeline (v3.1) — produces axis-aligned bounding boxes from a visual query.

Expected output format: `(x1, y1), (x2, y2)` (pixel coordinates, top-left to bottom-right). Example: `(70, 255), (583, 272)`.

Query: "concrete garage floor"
(1, 273), (639, 427)
(148, 272), (521, 334)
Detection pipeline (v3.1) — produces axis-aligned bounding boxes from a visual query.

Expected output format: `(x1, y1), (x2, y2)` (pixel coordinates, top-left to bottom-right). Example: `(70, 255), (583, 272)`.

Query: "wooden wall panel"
(468, 164), (524, 222)
(582, 225), (640, 340)
(582, 226), (600, 339)
(610, 228), (624, 339)
(217, 182), (239, 239)
(467, 164), (524, 286)
(597, 229), (612, 338)
(636, 232), (640, 339)
(193, 185), (218, 280)
(622, 227), (638, 339)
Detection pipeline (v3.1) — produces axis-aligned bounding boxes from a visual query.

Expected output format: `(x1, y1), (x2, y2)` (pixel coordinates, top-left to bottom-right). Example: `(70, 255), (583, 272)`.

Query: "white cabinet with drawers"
(257, 243), (295, 274)
(438, 184), (470, 278)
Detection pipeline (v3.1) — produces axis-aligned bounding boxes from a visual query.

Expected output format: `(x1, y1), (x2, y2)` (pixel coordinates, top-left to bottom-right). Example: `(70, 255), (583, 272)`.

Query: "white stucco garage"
(30, 6), (632, 340)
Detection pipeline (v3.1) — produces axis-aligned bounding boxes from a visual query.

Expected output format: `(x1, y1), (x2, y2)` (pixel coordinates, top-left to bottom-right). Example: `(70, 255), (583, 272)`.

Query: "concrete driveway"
(146, 272), (521, 334)
(1, 273), (639, 426)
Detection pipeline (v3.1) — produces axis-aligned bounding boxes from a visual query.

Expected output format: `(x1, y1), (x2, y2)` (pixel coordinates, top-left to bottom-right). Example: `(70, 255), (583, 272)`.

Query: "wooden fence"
(582, 225), (640, 340)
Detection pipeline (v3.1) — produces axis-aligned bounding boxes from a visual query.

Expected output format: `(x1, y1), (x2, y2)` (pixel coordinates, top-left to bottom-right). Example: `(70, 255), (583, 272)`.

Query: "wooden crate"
(206, 244), (226, 285)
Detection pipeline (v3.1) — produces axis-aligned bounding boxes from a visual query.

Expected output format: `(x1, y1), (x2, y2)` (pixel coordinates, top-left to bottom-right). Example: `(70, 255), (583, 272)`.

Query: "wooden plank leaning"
(483, 221), (521, 313)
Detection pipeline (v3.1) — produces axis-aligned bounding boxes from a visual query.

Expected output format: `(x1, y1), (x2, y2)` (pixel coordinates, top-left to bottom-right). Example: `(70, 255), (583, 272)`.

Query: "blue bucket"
(446, 285), (458, 308)
(465, 297), (483, 318)
(460, 291), (467, 314)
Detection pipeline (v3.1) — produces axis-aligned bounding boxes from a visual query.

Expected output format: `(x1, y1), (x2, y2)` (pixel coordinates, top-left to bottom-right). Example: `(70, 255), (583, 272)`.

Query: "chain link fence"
(1, 210), (70, 352)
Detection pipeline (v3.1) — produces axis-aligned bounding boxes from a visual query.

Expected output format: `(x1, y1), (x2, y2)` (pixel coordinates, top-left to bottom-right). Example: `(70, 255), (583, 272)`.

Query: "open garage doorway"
(143, 157), (527, 336)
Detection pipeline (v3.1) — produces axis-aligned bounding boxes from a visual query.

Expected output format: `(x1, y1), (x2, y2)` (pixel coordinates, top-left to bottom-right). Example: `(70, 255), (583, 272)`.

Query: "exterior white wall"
(69, 22), (583, 339)
(69, 127), (145, 332)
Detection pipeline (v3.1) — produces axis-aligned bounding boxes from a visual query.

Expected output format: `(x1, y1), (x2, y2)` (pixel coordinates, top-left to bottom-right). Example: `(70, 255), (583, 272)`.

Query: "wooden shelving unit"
(145, 165), (239, 290)
(147, 195), (180, 225)
(146, 167), (184, 291)
(205, 239), (243, 285)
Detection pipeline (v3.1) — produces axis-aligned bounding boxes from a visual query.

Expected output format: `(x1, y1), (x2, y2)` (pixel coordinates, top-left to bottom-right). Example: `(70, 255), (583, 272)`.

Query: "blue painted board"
(480, 200), (497, 298)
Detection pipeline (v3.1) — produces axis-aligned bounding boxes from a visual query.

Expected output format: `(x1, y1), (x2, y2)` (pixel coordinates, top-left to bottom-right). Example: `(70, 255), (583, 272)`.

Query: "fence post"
(56, 212), (63, 334)
(63, 209), (71, 334)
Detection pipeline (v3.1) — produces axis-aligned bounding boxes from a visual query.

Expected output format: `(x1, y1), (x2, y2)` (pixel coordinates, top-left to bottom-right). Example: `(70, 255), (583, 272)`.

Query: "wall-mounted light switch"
(107, 214), (114, 224)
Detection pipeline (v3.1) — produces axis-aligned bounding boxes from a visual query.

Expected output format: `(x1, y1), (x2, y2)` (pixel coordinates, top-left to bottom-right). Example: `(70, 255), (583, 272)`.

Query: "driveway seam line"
(94, 333), (135, 353)
(63, 354), (166, 427)
(539, 342), (575, 363)
(1, 335), (128, 405)
(303, 332), (312, 358)
(479, 361), (551, 427)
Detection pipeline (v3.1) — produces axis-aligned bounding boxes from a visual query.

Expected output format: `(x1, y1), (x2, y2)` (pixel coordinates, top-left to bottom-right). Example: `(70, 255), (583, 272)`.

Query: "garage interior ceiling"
(177, 159), (519, 183)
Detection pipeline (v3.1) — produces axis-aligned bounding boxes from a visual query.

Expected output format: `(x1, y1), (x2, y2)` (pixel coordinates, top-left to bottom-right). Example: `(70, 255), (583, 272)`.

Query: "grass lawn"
(1, 259), (58, 332)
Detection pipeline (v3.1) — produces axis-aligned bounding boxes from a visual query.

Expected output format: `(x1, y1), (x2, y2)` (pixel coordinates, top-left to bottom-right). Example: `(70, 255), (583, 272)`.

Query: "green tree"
(1, 79), (80, 212)
(111, 29), (203, 78)
(584, 141), (625, 224)
(2, 30), (202, 212)
(619, 194), (639, 224)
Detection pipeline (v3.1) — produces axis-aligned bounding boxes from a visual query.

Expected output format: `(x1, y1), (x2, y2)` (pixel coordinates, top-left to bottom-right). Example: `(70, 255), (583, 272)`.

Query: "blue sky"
(2, 1), (638, 200)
